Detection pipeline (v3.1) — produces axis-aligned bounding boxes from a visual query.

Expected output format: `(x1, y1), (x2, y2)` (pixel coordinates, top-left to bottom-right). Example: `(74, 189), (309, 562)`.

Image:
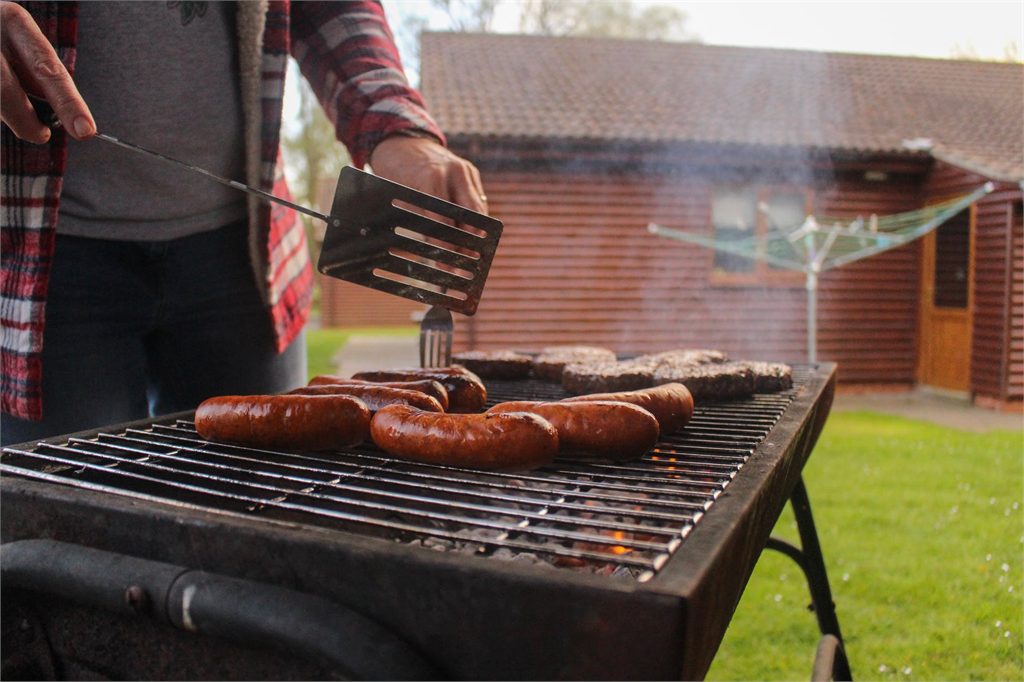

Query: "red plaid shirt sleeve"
(289, 1), (446, 169)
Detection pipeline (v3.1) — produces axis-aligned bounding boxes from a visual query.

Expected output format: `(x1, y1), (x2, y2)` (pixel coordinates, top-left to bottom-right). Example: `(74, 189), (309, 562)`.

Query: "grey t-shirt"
(58, 1), (247, 240)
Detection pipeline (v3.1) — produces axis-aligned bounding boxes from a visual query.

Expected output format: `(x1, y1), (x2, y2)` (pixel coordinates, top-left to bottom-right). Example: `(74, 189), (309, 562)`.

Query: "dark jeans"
(1, 221), (306, 446)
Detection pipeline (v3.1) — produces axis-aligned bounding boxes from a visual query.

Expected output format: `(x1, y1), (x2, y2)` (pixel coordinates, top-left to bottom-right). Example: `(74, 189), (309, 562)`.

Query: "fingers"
(469, 163), (487, 207)
(0, 1), (94, 140)
(369, 134), (489, 214)
(0, 53), (49, 143)
(448, 159), (487, 216)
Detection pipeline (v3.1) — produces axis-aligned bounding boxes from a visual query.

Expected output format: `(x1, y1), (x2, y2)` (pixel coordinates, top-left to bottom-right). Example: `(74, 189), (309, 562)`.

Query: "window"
(762, 192), (805, 270)
(711, 186), (810, 286)
(932, 208), (970, 309)
(712, 188), (756, 274)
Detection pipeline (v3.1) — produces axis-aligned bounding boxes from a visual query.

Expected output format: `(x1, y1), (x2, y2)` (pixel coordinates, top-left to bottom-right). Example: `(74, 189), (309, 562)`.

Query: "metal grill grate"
(1, 370), (809, 582)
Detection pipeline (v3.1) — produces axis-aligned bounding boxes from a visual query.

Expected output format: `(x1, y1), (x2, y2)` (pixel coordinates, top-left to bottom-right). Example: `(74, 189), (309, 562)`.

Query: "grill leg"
(766, 476), (852, 681)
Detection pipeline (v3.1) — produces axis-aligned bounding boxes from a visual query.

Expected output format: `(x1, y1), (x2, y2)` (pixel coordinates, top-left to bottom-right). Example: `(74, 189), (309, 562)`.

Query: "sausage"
(486, 400), (659, 461)
(194, 394), (371, 451)
(288, 384), (444, 413)
(370, 405), (558, 471)
(307, 376), (449, 410)
(352, 367), (487, 414)
(561, 382), (694, 434)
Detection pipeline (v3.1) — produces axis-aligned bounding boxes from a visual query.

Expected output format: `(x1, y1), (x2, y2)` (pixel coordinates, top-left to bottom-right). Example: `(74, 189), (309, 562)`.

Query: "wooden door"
(918, 206), (974, 392)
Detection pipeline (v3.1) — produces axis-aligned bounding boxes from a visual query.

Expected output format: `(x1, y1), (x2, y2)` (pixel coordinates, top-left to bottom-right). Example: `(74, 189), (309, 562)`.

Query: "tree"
(392, 0), (698, 80)
(517, 0), (697, 42)
(1002, 40), (1021, 64)
(950, 39), (1023, 64)
(432, 0), (501, 32)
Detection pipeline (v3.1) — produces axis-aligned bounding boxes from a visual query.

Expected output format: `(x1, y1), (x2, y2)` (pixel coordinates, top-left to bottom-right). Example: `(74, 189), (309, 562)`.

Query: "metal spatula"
(317, 167), (502, 317)
(317, 167), (503, 368)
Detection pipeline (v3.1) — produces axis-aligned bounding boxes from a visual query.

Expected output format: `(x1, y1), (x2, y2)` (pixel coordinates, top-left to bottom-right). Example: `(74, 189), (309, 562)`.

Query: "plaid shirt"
(1, 0), (445, 419)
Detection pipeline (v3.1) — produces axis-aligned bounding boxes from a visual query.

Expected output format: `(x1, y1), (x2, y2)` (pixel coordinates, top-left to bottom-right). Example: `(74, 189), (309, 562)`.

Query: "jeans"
(1, 221), (306, 446)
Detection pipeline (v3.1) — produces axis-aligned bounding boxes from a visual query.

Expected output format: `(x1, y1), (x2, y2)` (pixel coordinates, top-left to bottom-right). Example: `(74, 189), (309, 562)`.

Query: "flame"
(609, 530), (631, 555)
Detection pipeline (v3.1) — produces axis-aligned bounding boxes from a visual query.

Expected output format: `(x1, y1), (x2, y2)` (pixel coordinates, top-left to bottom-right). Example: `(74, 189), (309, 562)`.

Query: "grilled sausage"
(307, 376), (449, 410)
(486, 400), (659, 461)
(370, 405), (558, 471)
(352, 367), (486, 414)
(561, 382), (694, 434)
(288, 384), (444, 413)
(195, 394), (371, 451)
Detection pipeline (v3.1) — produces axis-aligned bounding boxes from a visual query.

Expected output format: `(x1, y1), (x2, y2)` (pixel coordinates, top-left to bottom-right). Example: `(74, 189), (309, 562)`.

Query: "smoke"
(440, 37), (860, 364)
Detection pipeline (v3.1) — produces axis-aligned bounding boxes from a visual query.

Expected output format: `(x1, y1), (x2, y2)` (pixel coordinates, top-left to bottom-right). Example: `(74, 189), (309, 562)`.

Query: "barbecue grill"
(1, 363), (848, 680)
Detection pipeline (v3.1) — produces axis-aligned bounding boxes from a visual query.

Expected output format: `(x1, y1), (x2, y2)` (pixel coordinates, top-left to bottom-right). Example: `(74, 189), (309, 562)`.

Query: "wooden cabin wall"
(815, 174), (922, 383)
(923, 162), (1023, 403)
(455, 169), (923, 385)
(1012, 201), (1023, 402)
(318, 274), (422, 327)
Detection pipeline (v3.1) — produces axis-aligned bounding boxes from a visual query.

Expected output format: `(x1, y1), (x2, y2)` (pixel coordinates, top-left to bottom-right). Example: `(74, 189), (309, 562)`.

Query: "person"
(0, 1), (487, 446)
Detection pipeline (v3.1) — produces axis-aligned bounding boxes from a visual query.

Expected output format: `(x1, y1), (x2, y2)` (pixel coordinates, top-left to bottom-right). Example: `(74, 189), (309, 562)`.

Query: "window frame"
(708, 184), (812, 288)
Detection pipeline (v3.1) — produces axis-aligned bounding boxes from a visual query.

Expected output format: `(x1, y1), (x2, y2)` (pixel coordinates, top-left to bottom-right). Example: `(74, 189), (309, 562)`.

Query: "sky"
(666, 1), (1022, 60)
(383, 0), (1023, 62)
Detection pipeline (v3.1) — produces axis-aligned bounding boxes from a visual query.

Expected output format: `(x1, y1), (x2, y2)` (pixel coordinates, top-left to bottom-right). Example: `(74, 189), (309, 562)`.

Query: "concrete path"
(833, 389), (1022, 432)
(331, 334), (419, 378)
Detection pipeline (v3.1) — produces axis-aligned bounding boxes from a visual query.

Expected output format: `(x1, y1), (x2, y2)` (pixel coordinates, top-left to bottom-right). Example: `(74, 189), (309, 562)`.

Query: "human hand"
(369, 135), (488, 215)
(0, 1), (95, 143)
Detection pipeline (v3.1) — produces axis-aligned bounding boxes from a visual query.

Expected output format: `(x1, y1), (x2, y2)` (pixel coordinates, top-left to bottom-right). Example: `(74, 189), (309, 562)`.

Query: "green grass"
(305, 326), (416, 381)
(706, 411), (1024, 682)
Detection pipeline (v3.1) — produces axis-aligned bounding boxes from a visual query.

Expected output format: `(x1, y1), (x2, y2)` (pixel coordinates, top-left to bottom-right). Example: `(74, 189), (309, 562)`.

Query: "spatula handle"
(28, 95), (337, 227)
(27, 94), (60, 128)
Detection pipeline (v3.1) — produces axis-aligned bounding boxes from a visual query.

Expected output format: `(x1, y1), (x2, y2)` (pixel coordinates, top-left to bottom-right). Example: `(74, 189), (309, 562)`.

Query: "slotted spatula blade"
(317, 167), (503, 316)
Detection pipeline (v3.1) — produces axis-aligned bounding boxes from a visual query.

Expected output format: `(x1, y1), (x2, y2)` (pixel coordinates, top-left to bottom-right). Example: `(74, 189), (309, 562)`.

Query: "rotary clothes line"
(648, 183), (994, 362)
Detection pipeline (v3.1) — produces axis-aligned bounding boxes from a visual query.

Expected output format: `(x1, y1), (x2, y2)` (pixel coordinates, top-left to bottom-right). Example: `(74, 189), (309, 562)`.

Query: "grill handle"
(1, 539), (441, 681)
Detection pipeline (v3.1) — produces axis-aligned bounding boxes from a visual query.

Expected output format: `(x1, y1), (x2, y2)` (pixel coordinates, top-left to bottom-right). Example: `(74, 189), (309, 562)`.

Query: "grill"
(2, 363), (846, 680)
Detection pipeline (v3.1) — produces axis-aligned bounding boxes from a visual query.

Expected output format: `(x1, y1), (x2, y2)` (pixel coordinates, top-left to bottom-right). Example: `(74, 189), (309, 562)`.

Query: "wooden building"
(323, 34), (1024, 408)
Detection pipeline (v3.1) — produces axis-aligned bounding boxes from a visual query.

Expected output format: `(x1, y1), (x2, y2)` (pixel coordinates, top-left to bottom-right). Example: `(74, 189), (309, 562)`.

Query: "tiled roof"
(420, 33), (1024, 182)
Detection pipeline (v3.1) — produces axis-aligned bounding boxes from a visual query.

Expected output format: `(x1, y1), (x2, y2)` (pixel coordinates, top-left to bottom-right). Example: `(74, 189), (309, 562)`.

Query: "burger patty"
(533, 346), (617, 382)
(560, 350), (792, 402)
(651, 362), (758, 401)
(561, 359), (655, 395)
(451, 350), (535, 379)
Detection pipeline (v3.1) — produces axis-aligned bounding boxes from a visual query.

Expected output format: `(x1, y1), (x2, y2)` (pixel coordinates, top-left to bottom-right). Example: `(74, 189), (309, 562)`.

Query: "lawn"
(706, 411), (1024, 682)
